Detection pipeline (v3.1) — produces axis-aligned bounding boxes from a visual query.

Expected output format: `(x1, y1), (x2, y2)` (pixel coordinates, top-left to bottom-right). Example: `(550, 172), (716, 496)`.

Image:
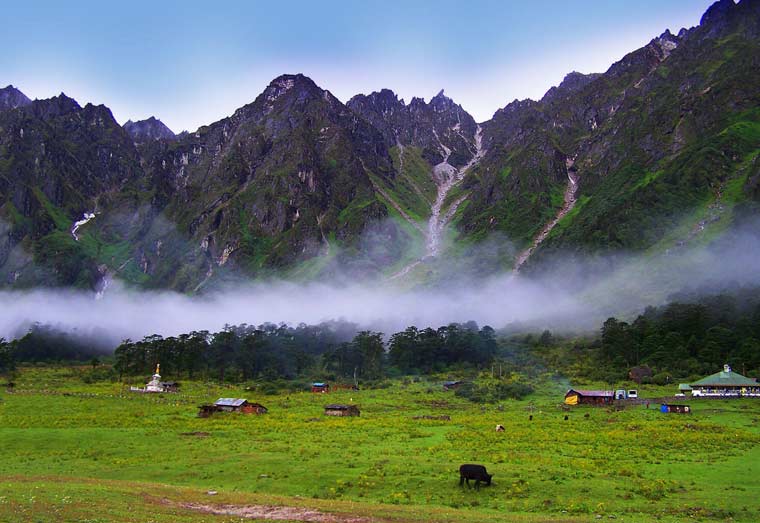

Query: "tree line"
(529, 285), (760, 382)
(0, 320), (499, 382)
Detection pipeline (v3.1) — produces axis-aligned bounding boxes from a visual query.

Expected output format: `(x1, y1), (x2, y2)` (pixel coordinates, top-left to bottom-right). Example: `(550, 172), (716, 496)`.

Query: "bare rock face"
(348, 88), (478, 168)
(0, 85), (31, 112)
(124, 117), (176, 143)
(1, 1), (759, 289)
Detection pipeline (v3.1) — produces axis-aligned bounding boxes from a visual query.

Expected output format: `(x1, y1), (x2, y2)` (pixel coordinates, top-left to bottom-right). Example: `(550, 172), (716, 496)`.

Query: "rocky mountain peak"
(347, 88), (404, 112)
(701, 0), (737, 26)
(262, 73), (323, 104)
(541, 72), (602, 103)
(494, 98), (536, 117)
(429, 89), (456, 112)
(124, 116), (176, 142)
(654, 29), (680, 58)
(29, 93), (82, 120)
(697, 0), (756, 39)
(0, 85), (31, 112)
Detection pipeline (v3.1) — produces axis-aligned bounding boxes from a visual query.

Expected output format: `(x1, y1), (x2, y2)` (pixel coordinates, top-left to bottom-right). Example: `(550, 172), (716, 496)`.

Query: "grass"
(2, 367), (760, 522)
(31, 188), (72, 232)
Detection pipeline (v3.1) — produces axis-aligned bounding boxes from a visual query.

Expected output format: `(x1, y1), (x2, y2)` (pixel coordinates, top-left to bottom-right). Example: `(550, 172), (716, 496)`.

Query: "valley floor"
(1, 368), (760, 522)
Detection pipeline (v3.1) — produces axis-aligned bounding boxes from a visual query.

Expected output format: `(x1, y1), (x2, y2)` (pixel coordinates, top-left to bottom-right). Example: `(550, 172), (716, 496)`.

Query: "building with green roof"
(690, 365), (759, 397)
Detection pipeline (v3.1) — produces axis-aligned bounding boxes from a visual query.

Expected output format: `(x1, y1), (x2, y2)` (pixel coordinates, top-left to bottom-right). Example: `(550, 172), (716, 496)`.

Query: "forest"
(530, 285), (760, 383)
(0, 320), (499, 383)
(2, 285), (759, 388)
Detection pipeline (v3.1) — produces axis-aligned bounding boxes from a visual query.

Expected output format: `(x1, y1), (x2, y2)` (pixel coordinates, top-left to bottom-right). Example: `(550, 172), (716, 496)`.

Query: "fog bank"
(1, 218), (759, 347)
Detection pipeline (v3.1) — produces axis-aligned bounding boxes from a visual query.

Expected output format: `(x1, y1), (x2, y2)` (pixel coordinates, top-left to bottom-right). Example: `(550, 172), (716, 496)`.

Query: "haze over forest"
(0, 0), (758, 346)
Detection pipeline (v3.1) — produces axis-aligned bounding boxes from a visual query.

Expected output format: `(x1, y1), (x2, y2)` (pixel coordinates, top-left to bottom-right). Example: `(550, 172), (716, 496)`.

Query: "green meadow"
(1, 367), (760, 522)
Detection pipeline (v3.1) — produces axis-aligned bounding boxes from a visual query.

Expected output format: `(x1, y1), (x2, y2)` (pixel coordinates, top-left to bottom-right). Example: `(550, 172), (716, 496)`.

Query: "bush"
(652, 372), (673, 386)
(80, 366), (115, 384)
(455, 380), (534, 403)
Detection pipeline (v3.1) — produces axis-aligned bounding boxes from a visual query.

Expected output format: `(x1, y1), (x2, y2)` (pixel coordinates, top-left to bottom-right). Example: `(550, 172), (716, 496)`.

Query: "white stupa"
(145, 363), (164, 393)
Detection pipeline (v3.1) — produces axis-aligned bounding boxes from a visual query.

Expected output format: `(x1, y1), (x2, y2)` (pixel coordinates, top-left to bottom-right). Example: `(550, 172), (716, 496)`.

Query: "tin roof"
(312, 382), (328, 387)
(325, 404), (356, 410)
(566, 389), (614, 397)
(214, 398), (248, 407)
(690, 366), (757, 387)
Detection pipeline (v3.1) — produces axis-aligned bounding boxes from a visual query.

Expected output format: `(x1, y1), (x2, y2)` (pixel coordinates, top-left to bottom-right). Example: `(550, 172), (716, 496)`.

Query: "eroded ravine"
(389, 126), (484, 279)
(513, 158), (579, 273)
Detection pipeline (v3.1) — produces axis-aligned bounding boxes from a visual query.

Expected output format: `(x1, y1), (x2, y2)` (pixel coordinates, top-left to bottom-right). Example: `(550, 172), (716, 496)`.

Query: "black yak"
(459, 464), (493, 489)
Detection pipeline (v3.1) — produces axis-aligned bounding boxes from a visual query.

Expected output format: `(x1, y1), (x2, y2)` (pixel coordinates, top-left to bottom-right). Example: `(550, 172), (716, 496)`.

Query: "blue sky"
(2, 1), (715, 132)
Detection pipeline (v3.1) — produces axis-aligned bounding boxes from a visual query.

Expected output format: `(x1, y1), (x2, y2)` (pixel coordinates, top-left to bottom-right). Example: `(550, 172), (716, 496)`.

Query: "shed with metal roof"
(564, 389), (614, 406)
(198, 398), (268, 417)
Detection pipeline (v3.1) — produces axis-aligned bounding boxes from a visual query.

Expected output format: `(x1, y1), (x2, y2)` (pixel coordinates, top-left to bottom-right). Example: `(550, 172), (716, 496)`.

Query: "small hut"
(160, 381), (180, 393)
(198, 398), (267, 417)
(564, 389), (614, 406)
(241, 402), (268, 414)
(197, 404), (217, 418)
(312, 382), (330, 393)
(324, 404), (360, 417)
(443, 380), (463, 391)
(660, 404), (691, 414)
(214, 398), (250, 412)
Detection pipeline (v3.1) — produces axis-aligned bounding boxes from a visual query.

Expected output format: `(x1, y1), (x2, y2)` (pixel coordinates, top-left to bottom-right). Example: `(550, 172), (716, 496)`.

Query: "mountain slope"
(0, 94), (144, 287)
(0, 75), (427, 290)
(0, 0), (758, 291)
(453, 0), (760, 273)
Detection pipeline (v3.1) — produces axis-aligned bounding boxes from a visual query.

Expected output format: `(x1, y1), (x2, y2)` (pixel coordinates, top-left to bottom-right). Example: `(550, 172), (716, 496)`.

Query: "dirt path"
(513, 158), (579, 273)
(178, 501), (375, 522)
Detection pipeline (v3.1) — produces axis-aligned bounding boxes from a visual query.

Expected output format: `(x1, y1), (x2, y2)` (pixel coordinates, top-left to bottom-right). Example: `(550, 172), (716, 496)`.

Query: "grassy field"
(1, 367), (760, 522)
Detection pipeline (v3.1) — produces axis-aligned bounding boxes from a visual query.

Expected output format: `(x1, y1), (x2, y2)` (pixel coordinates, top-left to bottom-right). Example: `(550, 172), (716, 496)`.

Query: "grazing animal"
(529, 415), (533, 421)
(459, 464), (493, 490)
(564, 415), (569, 421)
(495, 424), (505, 432)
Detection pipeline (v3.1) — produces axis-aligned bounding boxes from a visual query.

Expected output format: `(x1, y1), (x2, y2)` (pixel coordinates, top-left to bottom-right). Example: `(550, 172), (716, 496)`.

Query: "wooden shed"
(214, 398), (250, 412)
(198, 398), (267, 417)
(197, 404), (217, 418)
(312, 382), (330, 393)
(241, 402), (268, 414)
(324, 404), (360, 417)
(564, 389), (614, 406)
(160, 381), (180, 393)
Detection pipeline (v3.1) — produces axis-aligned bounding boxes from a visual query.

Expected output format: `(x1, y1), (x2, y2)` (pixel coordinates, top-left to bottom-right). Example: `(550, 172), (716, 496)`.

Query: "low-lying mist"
(2, 218), (759, 349)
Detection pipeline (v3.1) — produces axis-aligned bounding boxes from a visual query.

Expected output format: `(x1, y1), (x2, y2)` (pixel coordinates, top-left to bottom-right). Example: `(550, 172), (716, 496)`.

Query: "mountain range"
(0, 0), (758, 292)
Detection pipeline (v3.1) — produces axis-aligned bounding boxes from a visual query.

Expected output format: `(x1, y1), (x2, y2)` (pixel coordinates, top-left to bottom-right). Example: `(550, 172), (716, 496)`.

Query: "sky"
(1, 0), (716, 133)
